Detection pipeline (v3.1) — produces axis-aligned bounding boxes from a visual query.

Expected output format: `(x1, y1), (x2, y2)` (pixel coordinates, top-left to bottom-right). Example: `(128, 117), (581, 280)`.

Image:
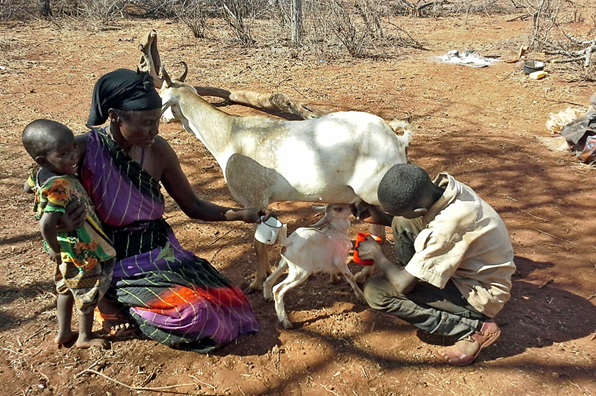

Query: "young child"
(22, 119), (116, 349)
(354, 163), (515, 366)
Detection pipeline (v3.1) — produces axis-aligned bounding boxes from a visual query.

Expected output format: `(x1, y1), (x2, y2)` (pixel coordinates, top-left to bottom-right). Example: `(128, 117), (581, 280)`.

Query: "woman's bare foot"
(75, 335), (110, 349)
(95, 299), (139, 338)
(107, 322), (139, 338)
(54, 330), (78, 346)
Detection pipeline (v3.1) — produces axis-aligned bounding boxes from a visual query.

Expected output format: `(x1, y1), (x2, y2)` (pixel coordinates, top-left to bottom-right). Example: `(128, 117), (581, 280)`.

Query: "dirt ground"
(1, 13), (595, 396)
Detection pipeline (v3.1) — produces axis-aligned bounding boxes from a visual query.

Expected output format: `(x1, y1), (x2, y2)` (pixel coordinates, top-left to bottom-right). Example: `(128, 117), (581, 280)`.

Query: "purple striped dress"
(80, 128), (259, 352)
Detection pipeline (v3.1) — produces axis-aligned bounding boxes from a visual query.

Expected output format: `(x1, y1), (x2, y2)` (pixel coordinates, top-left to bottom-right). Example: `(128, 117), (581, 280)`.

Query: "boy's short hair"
(22, 119), (72, 159)
(377, 164), (432, 211)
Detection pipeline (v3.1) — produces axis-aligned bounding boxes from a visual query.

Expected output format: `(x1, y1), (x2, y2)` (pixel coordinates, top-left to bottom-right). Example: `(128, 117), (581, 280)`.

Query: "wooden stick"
(208, 228), (234, 246)
(74, 359), (102, 379)
(1, 347), (21, 354)
(321, 384), (340, 396)
(531, 227), (579, 245)
(189, 375), (217, 391)
(79, 369), (193, 393)
(538, 278), (554, 289)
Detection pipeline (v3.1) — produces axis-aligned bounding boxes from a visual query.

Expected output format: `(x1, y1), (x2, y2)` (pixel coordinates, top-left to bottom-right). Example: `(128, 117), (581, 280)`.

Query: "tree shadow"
(489, 255), (596, 360)
(0, 281), (56, 331)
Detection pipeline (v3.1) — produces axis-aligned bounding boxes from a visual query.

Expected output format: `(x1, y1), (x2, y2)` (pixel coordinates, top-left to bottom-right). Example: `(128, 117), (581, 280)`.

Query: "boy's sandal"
(434, 321), (501, 366)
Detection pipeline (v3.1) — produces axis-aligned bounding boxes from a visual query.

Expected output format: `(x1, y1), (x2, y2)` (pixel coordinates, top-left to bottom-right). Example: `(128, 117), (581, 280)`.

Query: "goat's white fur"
(159, 68), (411, 291)
(263, 204), (363, 329)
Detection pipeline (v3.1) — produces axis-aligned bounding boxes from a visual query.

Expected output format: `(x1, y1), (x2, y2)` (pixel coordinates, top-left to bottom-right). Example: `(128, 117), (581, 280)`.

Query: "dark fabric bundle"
(87, 69), (162, 127)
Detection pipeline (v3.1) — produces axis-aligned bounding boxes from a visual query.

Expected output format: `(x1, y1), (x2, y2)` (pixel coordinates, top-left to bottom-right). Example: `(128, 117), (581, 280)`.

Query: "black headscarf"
(86, 69), (162, 127)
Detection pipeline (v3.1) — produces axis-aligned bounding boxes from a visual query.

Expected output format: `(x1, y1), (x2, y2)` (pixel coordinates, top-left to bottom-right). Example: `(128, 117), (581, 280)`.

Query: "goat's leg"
(263, 257), (288, 302)
(250, 236), (272, 293)
(329, 273), (341, 284)
(272, 265), (310, 329)
(354, 263), (375, 283)
(336, 260), (366, 303)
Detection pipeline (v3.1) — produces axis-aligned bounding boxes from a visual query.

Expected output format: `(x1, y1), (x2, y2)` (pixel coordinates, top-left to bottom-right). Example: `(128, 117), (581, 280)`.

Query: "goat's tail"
(277, 224), (290, 247)
(388, 118), (413, 145)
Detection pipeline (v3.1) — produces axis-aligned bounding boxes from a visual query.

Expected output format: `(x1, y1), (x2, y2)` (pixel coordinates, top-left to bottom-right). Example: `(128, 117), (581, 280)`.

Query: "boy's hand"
(355, 236), (383, 261)
(48, 248), (62, 264)
(58, 198), (86, 232)
(350, 203), (393, 226)
(350, 201), (371, 220)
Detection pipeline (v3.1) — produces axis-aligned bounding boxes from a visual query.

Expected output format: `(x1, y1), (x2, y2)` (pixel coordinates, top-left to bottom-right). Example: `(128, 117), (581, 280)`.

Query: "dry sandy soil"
(1, 12), (595, 396)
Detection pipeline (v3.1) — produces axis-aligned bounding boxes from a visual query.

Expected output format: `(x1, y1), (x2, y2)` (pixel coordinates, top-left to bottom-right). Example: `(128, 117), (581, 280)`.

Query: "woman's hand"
(238, 207), (272, 224)
(355, 236), (384, 262)
(57, 198), (87, 232)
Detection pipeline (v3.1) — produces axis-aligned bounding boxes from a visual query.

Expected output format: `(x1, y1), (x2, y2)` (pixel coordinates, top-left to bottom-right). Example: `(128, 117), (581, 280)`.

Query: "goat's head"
(310, 204), (351, 228)
(387, 118), (413, 163)
(159, 63), (198, 124)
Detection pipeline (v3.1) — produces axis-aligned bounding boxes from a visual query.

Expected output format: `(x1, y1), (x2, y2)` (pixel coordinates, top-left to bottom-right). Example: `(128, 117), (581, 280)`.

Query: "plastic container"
(529, 70), (547, 80)
(353, 233), (382, 266)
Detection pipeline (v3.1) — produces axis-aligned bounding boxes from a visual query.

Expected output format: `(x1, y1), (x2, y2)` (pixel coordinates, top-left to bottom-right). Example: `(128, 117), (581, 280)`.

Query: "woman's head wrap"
(87, 69), (162, 127)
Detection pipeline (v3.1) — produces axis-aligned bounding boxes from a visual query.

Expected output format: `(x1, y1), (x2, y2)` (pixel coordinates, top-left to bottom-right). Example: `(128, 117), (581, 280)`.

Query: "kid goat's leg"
(336, 258), (366, 302)
(263, 257), (288, 301)
(272, 264), (310, 329)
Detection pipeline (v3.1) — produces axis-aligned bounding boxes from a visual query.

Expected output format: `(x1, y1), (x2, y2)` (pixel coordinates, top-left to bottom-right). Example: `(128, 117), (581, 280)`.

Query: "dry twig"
(78, 368), (193, 393)
(538, 278), (555, 289)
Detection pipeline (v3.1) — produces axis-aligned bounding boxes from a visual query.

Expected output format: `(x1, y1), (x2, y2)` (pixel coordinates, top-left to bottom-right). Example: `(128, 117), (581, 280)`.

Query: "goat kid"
(263, 204), (364, 329)
(158, 66), (411, 292)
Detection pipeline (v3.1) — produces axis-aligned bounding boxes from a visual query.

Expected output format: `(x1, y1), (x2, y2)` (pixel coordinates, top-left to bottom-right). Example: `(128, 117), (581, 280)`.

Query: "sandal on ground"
(434, 321), (501, 366)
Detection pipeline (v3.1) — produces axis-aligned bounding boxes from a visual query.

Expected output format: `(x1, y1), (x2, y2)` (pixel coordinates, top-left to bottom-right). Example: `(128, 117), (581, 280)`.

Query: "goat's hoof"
(263, 294), (273, 302)
(281, 320), (293, 330)
(245, 284), (263, 294)
(353, 272), (368, 284)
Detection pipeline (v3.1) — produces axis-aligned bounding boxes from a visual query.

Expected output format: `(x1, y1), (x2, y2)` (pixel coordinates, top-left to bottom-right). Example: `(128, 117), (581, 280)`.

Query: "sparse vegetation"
(0, 1), (594, 74)
(522, 0), (595, 80)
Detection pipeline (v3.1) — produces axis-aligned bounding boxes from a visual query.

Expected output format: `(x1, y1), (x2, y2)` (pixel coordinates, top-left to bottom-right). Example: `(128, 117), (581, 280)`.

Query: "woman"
(64, 69), (266, 352)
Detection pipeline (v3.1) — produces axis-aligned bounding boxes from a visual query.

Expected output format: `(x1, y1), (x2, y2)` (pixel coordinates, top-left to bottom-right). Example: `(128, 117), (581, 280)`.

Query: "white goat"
(263, 204), (363, 329)
(158, 67), (412, 291)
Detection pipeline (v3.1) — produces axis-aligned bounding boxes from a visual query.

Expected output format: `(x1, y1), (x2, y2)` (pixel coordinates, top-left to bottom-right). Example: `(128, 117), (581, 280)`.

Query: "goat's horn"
(160, 66), (172, 88)
(176, 61), (188, 82)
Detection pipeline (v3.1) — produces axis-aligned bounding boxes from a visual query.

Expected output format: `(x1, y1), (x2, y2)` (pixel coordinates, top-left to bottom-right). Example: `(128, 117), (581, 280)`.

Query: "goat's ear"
(161, 99), (174, 115)
(311, 205), (327, 213)
(309, 213), (330, 228)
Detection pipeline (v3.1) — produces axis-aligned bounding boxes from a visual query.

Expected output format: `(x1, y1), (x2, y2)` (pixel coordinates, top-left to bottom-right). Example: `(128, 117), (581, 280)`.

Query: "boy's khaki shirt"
(401, 173), (516, 318)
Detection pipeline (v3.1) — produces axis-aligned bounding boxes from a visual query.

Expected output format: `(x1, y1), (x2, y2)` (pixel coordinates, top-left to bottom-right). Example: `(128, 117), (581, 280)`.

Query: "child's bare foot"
(54, 330), (78, 346)
(75, 335), (110, 349)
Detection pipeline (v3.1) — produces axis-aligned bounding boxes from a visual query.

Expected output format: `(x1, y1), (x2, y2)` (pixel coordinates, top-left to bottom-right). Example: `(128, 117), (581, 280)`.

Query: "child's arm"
(24, 179), (34, 194)
(356, 235), (418, 293)
(40, 211), (63, 264)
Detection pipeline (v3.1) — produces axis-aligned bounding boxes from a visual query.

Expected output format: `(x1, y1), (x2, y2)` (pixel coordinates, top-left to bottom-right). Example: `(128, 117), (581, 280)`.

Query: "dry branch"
(138, 29), (322, 120)
(78, 368), (194, 393)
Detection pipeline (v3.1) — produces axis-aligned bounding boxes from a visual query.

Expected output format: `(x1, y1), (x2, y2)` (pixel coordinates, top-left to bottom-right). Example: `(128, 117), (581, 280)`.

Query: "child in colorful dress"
(23, 119), (115, 349)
